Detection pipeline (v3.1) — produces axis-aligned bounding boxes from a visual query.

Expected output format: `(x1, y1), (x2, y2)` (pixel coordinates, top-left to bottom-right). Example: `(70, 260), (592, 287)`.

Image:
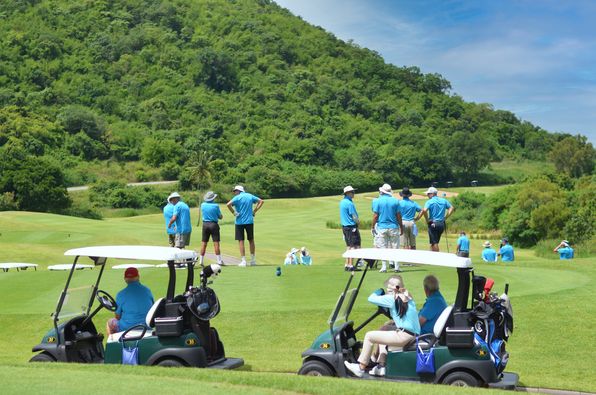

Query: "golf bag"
(470, 276), (514, 373)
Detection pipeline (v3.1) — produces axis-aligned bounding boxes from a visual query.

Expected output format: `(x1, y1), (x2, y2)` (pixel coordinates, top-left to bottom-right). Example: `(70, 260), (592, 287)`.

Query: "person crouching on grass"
(344, 275), (420, 377)
(199, 191), (224, 266)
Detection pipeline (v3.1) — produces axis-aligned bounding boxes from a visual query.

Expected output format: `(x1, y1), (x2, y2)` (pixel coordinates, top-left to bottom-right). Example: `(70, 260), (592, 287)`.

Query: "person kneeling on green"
(107, 267), (154, 336)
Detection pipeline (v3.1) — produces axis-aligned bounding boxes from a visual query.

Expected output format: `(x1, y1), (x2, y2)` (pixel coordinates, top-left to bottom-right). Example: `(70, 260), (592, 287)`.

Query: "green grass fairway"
(0, 194), (594, 394)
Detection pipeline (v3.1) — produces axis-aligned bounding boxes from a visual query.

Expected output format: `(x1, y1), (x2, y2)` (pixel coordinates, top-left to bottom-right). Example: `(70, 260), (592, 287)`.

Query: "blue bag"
(415, 338), (435, 374)
(121, 340), (139, 365)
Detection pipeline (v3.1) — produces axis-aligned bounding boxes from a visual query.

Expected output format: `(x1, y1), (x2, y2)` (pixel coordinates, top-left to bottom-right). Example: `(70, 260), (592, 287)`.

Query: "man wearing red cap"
(106, 267), (154, 335)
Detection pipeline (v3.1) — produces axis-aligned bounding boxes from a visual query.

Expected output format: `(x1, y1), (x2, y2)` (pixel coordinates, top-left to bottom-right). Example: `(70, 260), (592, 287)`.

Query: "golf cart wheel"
(29, 352), (56, 363)
(298, 360), (335, 377)
(441, 371), (480, 387)
(156, 358), (185, 367)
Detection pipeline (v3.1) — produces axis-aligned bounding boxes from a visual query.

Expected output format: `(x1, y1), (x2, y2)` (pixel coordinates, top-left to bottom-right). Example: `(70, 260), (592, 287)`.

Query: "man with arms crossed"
(227, 185), (264, 267)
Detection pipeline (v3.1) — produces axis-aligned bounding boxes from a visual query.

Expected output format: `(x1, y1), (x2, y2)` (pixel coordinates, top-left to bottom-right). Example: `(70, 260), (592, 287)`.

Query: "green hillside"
(2, 0), (592, 204)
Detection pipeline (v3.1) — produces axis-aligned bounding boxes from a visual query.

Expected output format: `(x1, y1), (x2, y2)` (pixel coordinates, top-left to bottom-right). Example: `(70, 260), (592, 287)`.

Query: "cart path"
(203, 252), (243, 266)
(67, 180), (177, 192)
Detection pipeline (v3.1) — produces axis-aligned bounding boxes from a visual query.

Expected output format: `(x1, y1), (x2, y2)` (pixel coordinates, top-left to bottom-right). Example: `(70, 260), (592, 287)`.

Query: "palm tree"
(186, 150), (212, 190)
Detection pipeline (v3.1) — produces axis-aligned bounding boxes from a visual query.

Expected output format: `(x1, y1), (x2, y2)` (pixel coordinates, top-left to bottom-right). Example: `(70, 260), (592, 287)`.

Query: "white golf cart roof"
(64, 246), (197, 262)
(343, 248), (472, 268)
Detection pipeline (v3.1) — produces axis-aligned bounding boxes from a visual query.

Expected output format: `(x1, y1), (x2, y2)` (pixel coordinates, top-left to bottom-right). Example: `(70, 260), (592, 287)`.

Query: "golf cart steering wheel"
(96, 290), (117, 312)
(378, 306), (392, 319)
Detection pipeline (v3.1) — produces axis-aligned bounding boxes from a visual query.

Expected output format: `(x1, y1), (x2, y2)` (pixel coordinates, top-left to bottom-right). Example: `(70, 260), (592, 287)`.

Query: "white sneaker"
(379, 269), (387, 273)
(344, 361), (364, 377)
(369, 365), (385, 376)
(238, 261), (247, 267)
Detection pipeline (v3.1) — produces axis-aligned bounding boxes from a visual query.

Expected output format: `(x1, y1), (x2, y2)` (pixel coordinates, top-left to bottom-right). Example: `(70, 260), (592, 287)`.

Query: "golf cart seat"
(392, 305), (454, 352)
(145, 298), (165, 328)
(107, 329), (152, 343)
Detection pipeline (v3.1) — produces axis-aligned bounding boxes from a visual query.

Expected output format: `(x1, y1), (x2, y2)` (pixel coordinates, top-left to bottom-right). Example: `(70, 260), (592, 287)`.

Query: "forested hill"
(0, 0), (591, 209)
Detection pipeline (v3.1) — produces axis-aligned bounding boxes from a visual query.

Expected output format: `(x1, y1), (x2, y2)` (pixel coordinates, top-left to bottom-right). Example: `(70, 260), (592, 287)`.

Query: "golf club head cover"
(202, 263), (222, 278)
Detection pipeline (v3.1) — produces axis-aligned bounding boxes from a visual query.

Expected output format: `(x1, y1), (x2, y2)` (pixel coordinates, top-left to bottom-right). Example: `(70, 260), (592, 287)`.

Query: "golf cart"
(30, 246), (243, 369)
(298, 248), (518, 389)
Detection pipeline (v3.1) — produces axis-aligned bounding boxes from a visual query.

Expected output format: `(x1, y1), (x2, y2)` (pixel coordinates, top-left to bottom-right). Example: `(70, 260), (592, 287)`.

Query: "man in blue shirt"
(226, 185), (264, 267)
(456, 231), (470, 257)
(339, 185), (360, 271)
(399, 187), (421, 250)
(481, 241), (497, 262)
(498, 237), (515, 262)
(418, 275), (448, 335)
(372, 183), (403, 272)
(163, 199), (176, 247)
(107, 267), (154, 336)
(167, 192), (192, 248)
(419, 187), (455, 252)
(199, 191), (223, 266)
(554, 240), (574, 260)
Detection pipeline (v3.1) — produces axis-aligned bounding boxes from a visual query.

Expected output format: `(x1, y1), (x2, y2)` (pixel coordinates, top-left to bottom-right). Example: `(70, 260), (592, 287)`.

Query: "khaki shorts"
(175, 233), (191, 248)
(168, 234), (176, 247)
(401, 221), (417, 248)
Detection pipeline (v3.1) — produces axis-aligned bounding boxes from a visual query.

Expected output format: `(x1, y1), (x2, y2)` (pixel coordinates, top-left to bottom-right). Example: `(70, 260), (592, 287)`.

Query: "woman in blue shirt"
(344, 276), (420, 377)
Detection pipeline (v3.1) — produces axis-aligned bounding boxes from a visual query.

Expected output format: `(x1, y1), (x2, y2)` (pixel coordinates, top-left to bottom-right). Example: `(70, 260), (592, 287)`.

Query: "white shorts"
(374, 227), (400, 249)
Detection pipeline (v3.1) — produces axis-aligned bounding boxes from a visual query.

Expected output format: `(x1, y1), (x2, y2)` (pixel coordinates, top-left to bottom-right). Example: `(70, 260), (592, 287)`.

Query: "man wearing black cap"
(399, 187), (421, 250)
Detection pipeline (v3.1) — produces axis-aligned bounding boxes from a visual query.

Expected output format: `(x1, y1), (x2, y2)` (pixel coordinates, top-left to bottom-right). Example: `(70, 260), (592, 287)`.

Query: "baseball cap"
(232, 185), (245, 192)
(343, 185), (356, 194)
(124, 267), (139, 279)
(379, 183), (392, 195)
(425, 187), (438, 195)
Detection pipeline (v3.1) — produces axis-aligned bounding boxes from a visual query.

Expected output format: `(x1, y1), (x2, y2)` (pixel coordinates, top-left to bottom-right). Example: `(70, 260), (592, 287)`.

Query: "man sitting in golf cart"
(107, 267), (154, 336)
(344, 275), (420, 377)
(418, 275), (447, 334)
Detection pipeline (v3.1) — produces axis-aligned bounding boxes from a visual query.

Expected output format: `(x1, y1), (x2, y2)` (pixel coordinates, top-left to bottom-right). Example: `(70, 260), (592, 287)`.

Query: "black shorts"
(202, 222), (221, 243)
(342, 226), (361, 247)
(428, 221), (445, 245)
(235, 224), (254, 241)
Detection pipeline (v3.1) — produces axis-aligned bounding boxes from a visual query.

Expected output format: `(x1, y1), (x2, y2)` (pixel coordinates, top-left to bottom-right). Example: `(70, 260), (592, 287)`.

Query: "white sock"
(380, 262), (387, 271)
(216, 255), (222, 263)
(250, 254), (256, 262)
(199, 255), (204, 265)
(241, 256), (246, 262)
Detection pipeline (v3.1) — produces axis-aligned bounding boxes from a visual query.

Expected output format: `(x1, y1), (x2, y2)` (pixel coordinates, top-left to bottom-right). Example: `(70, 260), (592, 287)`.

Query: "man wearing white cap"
(226, 185), (264, 266)
(372, 183), (403, 272)
(419, 187), (454, 252)
(340, 186), (360, 270)
(167, 192), (192, 249)
(553, 240), (574, 260)
(199, 191), (223, 266)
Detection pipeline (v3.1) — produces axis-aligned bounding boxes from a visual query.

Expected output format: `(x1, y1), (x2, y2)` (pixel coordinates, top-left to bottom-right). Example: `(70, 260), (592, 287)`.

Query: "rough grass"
(0, 194), (594, 393)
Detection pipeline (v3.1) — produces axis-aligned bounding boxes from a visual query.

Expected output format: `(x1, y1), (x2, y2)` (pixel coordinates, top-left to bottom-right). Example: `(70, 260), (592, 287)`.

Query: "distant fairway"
(0, 194), (594, 393)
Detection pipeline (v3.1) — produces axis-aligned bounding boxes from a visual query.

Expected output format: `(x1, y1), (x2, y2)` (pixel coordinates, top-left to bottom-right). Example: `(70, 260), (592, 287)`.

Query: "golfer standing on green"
(340, 185), (361, 271)
(167, 192), (192, 249)
(419, 187), (454, 252)
(226, 185), (264, 267)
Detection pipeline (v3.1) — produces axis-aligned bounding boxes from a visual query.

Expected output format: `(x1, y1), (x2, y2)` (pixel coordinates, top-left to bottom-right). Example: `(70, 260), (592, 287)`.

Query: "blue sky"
(275, 0), (596, 143)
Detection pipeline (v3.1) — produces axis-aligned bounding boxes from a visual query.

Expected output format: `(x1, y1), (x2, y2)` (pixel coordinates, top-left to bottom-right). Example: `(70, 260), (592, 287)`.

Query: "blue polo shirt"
(115, 281), (154, 331)
(457, 235), (470, 252)
(482, 248), (497, 262)
(163, 203), (176, 235)
(372, 194), (401, 229)
(231, 192), (260, 225)
(173, 201), (192, 234)
(400, 198), (421, 221)
(419, 290), (448, 335)
(424, 196), (452, 222)
(499, 244), (515, 262)
(201, 202), (221, 223)
(368, 293), (420, 335)
(339, 196), (358, 226)
(558, 247), (574, 260)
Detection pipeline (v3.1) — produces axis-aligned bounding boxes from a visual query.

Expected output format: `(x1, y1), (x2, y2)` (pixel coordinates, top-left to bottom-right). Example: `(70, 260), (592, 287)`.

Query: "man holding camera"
(418, 187), (454, 252)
